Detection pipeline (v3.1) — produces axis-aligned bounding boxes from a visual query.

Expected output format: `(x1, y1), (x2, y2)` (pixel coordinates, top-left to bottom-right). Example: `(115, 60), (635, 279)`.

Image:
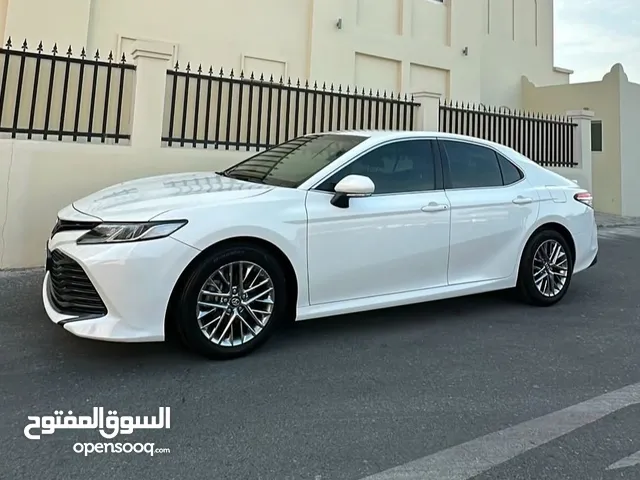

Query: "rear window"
(221, 134), (367, 188)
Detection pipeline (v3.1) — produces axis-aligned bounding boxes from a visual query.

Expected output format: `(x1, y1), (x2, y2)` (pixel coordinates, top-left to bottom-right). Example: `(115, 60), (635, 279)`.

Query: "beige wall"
(619, 74), (640, 216)
(3, 0), (570, 109)
(0, 140), (249, 269)
(0, 137), (592, 270)
(522, 65), (626, 215)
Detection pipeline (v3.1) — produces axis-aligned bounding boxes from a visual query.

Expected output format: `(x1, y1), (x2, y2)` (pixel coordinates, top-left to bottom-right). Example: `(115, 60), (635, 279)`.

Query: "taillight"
(574, 192), (593, 208)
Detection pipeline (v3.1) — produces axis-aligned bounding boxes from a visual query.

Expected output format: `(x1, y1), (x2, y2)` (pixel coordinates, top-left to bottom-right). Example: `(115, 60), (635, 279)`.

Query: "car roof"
(317, 129), (508, 150)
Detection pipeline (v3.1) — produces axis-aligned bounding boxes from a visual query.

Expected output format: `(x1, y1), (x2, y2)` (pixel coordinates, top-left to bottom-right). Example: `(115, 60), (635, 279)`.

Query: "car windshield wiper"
(216, 170), (266, 184)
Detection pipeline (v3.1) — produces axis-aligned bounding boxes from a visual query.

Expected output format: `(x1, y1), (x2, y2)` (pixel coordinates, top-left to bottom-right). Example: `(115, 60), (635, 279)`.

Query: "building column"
(412, 91), (441, 131)
(567, 109), (594, 193)
(129, 40), (173, 148)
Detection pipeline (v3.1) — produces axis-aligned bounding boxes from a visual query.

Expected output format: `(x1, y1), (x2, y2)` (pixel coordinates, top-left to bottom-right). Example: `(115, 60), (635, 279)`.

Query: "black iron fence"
(0, 37), (135, 143)
(162, 64), (420, 149)
(439, 101), (577, 168)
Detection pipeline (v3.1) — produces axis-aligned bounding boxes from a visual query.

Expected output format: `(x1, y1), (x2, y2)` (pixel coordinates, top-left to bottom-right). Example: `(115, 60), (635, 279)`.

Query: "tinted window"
(316, 140), (437, 194)
(442, 141), (503, 189)
(221, 134), (366, 188)
(497, 154), (523, 185)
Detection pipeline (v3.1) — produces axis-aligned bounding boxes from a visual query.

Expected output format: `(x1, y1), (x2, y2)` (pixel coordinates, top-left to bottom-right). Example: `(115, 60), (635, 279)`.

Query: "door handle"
(512, 196), (533, 205)
(421, 203), (448, 212)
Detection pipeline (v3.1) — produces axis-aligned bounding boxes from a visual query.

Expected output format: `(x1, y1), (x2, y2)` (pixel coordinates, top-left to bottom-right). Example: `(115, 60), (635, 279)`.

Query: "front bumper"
(43, 231), (200, 342)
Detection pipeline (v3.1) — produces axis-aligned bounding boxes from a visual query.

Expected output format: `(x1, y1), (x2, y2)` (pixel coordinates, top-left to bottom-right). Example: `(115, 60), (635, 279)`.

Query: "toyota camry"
(43, 131), (598, 359)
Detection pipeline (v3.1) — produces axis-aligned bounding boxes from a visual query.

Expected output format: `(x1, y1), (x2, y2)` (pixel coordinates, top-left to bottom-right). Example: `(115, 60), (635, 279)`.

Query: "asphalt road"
(2, 226), (640, 480)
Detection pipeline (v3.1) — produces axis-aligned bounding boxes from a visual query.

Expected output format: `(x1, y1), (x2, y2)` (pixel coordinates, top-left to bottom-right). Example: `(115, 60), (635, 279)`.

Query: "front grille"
(47, 249), (107, 316)
(51, 219), (100, 238)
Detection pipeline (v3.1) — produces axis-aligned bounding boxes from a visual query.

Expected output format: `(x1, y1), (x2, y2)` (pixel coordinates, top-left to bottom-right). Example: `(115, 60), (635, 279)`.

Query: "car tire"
(173, 243), (289, 360)
(516, 229), (574, 307)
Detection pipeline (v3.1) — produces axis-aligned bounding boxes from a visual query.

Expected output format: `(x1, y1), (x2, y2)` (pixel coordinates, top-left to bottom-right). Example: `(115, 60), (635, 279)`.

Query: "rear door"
(437, 138), (540, 285)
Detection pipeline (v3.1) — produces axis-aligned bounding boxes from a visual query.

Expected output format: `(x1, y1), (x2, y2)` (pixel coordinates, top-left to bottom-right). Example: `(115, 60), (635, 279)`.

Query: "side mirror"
(331, 175), (375, 208)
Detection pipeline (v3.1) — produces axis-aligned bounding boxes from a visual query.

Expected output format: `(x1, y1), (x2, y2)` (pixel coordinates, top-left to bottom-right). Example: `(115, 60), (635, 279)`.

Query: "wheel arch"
(518, 221), (577, 274)
(164, 236), (300, 340)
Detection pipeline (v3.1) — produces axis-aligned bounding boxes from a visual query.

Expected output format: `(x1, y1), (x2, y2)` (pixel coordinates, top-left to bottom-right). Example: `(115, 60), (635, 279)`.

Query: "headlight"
(76, 220), (188, 245)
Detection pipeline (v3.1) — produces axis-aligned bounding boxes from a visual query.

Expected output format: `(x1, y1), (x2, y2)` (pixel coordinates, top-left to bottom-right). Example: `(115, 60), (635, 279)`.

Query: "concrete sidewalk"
(595, 212), (640, 228)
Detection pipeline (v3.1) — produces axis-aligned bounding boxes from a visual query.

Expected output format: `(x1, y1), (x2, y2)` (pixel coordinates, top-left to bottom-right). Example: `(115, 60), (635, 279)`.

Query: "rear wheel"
(173, 244), (288, 359)
(516, 230), (574, 306)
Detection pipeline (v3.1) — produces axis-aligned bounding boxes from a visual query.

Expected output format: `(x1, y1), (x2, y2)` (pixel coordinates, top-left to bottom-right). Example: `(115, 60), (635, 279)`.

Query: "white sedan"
(43, 131), (598, 359)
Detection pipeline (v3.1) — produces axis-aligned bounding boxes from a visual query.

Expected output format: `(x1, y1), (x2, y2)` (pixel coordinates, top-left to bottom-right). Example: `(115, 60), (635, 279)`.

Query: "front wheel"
(173, 244), (289, 359)
(516, 230), (574, 306)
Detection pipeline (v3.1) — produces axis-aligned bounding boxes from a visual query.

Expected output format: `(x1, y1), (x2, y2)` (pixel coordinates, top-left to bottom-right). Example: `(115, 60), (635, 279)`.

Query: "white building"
(1, 0), (571, 108)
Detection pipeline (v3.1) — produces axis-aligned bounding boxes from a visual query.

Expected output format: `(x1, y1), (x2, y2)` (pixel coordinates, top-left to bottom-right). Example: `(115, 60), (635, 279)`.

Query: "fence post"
(129, 40), (174, 148)
(566, 109), (594, 192)
(412, 91), (441, 131)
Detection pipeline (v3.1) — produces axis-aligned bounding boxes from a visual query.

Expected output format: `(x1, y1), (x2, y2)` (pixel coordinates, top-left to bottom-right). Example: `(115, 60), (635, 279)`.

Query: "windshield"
(220, 134), (367, 188)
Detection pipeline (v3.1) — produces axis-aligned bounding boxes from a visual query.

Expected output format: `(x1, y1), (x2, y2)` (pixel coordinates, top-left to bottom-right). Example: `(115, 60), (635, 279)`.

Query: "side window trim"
(310, 138), (445, 195)
(437, 138), (526, 190)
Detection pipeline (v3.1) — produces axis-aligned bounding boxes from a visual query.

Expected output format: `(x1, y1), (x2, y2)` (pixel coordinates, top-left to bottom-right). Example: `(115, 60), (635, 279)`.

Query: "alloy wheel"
(532, 239), (569, 297)
(196, 261), (275, 347)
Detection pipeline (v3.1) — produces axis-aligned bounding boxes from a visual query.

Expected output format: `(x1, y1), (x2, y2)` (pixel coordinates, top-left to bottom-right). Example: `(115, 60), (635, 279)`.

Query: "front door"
(305, 138), (451, 306)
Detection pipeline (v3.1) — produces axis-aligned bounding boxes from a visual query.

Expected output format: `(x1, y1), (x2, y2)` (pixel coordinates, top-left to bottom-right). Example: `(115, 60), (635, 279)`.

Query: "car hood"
(71, 172), (274, 221)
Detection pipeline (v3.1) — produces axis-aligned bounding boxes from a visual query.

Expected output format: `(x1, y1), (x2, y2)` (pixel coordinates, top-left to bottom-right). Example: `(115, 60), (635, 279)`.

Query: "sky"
(554, 0), (639, 83)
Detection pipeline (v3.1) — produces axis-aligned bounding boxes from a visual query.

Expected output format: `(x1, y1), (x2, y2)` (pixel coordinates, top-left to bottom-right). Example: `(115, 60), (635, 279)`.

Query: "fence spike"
(80, 47), (86, 59)
(411, 94), (414, 101)
(296, 78), (300, 87)
(94, 49), (100, 60)
(330, 83), (334, 91)
(107, 50), (113, 62)
(66, 45), (72, 57)
(209, 66), (214, 75)
(197, 64), (202, 74)
(346, 85), (350, 94)
(382, 90), (386, 98)
(250, 71), (255, 80)
(239, 69), (244, 78)
(390, 91), (394, 99)
(404, 93), (408, 101)
(229, 69), (234, 78)
(313, 80), (318, 89)
(120, 53), (126, 64)
(375, 89), (379, 97)
(321, 82), (326, 90)
(5, 37), (11, 49)
(338, 84), (342, 93)
(21, 39), (28, 51)
(52, 43), (58, 55)
(36, 41), (43, 53)
(287, 77), (292, 86)
(260, 73), (264, 81)
(305, 79), (309, 88)
(369, 88), (373, 96)
(279, 75), (284, 84)
(185, 63), (191, 73)
(219, 67), (224, 76)
(173, 60), (179, 70)
(269, 74), (274, 82)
